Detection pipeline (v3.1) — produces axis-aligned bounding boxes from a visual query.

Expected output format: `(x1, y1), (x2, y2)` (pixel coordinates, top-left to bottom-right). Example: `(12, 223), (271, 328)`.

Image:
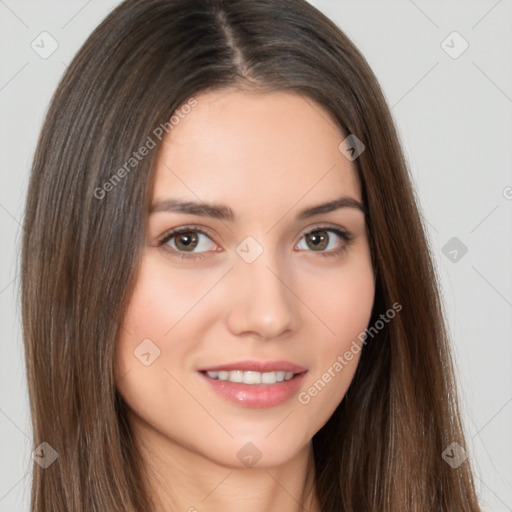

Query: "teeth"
(229, 370), (243, 383)
(205, 370), (297, 384)
(243, 371), (261, 384)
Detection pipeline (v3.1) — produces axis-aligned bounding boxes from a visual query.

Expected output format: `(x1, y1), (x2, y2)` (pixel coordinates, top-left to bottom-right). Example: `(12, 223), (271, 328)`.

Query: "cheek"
(114, 255), (196, 382)
(304, 250), (375, 351)
(113, 256), (207, 435)
(120, 256), (208, 336)
(296, 251), (375, 417)
(332, 263), (375, 343)
(116, 251), (225, 363)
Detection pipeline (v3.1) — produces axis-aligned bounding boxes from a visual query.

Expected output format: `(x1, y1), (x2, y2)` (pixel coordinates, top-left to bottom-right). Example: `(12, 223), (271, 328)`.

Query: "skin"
(114, 89), (375, 512)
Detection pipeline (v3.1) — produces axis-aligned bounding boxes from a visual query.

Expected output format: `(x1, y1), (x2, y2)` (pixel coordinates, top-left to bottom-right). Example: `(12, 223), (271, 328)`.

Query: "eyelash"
(157, 224), (354, 261)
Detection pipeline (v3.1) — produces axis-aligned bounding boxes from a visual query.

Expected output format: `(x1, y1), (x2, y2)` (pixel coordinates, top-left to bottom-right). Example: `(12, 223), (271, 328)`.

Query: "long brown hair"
(21, 0), (480, 510)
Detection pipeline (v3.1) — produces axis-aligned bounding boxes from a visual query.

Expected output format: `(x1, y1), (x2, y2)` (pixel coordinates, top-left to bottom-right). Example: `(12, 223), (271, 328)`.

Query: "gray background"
(1, 0), (511, 510)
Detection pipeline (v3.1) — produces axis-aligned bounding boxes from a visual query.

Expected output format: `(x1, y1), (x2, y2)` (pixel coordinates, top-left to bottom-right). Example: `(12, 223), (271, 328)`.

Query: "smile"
(198, 370), (308, 408)
(203, 370), (297, 385)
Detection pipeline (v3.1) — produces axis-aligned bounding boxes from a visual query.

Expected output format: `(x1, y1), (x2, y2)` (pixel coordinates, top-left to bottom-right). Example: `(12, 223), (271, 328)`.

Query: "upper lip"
(198, 360), (308, 373)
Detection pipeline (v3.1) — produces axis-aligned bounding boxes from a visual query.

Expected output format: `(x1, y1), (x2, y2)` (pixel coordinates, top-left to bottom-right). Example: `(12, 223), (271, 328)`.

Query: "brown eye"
(296, 226), (353, 257)
(305, 230), (329, 251)
(173, 231), (199, 251)
(158, 227), (217, 259)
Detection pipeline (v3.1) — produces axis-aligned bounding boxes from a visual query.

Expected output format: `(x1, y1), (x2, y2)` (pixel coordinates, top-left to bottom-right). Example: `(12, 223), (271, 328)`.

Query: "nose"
(225, 249), (301, 341)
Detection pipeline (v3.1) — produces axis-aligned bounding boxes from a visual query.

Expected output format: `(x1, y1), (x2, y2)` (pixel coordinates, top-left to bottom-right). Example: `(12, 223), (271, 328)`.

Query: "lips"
(197, 360), (308, 408)
(197, 359), (308, 374)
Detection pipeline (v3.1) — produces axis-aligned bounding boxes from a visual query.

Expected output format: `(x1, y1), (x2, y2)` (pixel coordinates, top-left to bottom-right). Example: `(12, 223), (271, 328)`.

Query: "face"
(115, 89), (375, 471)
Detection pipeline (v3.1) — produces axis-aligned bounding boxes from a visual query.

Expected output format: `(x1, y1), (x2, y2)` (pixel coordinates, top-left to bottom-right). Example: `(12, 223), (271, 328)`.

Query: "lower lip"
(198, 371), (308, 409)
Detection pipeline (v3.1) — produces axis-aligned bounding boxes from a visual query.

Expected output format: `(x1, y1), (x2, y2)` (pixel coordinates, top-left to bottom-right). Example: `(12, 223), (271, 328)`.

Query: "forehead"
(151, 89), (361, 217)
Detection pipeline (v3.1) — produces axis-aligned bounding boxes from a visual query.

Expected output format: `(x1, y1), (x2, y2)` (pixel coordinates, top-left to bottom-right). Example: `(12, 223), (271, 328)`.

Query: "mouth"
(197, 360), (308, 408)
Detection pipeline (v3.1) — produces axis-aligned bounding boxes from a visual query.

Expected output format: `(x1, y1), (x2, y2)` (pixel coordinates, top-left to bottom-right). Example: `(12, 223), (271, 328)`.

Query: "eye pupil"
(175, 232), (198, 251)
(306, 230), (328, 251)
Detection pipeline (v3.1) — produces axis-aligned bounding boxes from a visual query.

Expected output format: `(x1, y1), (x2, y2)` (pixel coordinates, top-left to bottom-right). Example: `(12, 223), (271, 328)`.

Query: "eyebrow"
(150, 196), (366, 221)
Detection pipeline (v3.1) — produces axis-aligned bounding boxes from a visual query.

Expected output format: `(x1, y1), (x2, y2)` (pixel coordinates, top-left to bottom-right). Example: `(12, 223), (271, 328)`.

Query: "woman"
(21, 0), (481, 510)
